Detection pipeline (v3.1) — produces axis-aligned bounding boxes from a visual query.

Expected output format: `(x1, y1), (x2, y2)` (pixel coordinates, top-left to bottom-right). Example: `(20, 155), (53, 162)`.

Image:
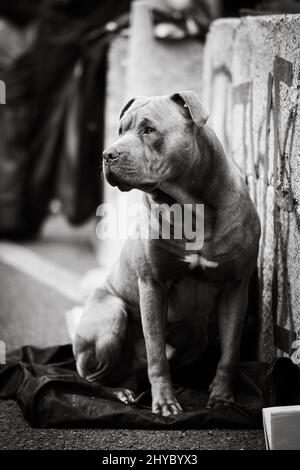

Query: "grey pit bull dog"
(74, 91), (261, 416)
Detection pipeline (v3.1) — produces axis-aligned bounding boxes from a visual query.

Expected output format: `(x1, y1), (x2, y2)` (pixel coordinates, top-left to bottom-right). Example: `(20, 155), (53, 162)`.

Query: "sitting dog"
(74, 91), (261, 416)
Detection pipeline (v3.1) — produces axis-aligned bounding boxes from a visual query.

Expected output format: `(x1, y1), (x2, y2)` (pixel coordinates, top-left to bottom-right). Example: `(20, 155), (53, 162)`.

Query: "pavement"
(0, 214), (266, 450)
(0, 400), (264, 449)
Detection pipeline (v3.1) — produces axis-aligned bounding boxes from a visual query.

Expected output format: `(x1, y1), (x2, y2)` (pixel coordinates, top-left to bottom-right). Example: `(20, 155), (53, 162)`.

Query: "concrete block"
(204, 14), (300, 362)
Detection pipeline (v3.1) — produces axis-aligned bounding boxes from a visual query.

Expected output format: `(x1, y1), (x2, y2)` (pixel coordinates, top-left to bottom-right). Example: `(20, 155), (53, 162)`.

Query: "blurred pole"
(208, 0), (223, 18)
(98, 1), (154, 270)
(122, 1), (156, 234)
(98, 0), (204, 268)
(126, 0), (155, 98)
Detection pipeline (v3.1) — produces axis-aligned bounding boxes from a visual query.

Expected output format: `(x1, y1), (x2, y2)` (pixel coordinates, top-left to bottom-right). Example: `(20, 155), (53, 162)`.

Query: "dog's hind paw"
(102, 386), (136, 405)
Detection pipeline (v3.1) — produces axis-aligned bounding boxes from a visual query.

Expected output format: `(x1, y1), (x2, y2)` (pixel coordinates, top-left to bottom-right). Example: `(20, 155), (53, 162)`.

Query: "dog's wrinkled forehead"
(119, 96), (174, 129)
(119, 91), (209, 129)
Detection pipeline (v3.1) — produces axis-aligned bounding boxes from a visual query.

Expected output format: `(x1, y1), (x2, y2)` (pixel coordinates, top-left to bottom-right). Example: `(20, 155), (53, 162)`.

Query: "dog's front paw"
(206, 369), (235, 408)
(151, 377), (183, 417)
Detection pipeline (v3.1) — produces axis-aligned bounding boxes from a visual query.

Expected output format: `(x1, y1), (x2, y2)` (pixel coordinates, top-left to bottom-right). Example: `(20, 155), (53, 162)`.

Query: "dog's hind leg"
(73, 287), (137, 404)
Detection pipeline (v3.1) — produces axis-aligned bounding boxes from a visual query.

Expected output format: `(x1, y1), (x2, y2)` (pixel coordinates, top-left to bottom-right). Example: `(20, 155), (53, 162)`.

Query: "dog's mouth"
(136, 182), (159, 192)
(104, 168), (158, 193)
(104, 169), (133, 192)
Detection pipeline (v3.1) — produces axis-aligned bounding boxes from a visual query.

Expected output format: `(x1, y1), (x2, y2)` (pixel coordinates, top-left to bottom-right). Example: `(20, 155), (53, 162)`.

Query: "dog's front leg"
(138, 278), (183, 416)
(207, 277), (250, 408)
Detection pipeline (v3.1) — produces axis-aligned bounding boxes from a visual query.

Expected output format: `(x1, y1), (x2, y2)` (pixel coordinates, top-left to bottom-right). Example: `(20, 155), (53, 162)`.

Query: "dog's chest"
(147, 238), (206, 283)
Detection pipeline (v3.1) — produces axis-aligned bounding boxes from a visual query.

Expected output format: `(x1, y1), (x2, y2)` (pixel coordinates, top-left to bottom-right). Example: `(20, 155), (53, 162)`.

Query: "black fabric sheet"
(0, 344), (299, 429)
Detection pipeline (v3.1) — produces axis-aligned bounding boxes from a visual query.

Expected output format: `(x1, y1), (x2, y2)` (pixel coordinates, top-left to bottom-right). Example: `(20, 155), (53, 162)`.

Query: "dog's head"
(102, 91), (209, 192)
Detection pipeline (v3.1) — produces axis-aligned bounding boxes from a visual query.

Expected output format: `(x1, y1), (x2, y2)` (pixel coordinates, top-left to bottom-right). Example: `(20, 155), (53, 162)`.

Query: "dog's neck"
(156, 126), (241, 209)
(143, 126), (239, 251)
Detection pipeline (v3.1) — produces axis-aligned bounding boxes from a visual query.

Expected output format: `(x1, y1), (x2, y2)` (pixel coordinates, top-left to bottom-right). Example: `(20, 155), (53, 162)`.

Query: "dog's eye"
(118, 127), (122, 135)
(142, 126), (156, 135)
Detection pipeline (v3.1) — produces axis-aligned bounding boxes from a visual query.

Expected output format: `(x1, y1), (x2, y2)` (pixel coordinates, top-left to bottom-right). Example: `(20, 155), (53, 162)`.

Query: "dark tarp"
(0, 344), (299, 429)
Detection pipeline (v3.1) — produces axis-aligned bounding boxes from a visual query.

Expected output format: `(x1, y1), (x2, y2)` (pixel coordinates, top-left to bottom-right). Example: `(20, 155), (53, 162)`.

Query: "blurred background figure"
(0, 0), (131, 240)
(150, 0), (221, 39)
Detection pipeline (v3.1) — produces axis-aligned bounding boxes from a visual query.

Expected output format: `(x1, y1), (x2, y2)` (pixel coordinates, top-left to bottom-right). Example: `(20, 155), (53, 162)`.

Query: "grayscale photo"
(0, 0), (300, 457)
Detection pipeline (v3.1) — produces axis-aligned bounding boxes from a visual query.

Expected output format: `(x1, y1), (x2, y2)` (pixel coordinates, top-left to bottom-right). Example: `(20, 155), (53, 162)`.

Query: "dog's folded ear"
(119, 97), (136, 120)
(171, 91), (209, 127)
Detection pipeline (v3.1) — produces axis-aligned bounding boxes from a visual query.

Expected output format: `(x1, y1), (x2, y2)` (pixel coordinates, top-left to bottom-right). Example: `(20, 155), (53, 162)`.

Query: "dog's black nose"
(103, 148), (119, 161)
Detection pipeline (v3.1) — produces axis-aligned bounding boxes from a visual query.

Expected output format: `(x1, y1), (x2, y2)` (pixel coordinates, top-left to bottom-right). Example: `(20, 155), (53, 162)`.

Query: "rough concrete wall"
(204, 14), (300, 362)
